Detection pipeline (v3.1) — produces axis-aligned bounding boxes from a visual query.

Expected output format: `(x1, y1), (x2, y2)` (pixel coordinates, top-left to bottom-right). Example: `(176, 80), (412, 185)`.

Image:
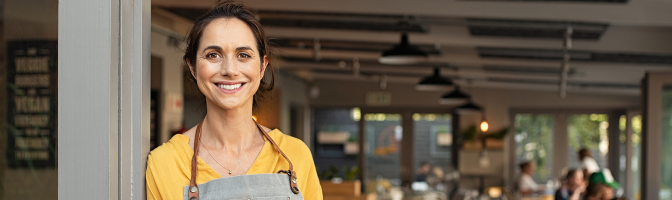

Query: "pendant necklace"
(199, 134), (249, 175)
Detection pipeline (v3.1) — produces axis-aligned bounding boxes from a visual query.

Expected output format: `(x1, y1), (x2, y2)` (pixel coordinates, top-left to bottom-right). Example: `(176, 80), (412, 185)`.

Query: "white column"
(58, 0), (150, 199)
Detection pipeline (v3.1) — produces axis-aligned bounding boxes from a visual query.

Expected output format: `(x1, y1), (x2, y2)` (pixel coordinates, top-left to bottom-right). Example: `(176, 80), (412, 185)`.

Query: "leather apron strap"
(187, 120), (300, 200)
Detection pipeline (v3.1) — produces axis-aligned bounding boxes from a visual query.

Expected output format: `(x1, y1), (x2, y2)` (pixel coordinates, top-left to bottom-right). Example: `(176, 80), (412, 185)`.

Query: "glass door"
(567, 114), (610, 171)
(661, 86), (672, 200)
(642, 71), (672, 200)
(411, 113), (452, 192)
(514, 114), (555, 184)
(364, 113), (403, 185)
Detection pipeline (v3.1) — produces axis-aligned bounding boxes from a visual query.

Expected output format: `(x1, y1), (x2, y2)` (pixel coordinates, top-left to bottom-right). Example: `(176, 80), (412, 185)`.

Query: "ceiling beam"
(152, 0), (672, 26)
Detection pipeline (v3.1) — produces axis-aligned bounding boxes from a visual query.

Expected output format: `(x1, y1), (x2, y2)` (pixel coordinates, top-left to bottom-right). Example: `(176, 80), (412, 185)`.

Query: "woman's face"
(189, 18), (267, 111)
(524, 164), (536, 175)
(569, 171), (584, 186)
(600, 187), (614, 200)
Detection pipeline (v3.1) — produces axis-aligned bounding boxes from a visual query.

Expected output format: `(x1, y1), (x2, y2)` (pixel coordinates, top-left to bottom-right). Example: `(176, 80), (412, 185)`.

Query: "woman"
(554, 169), (585, 200)
(578, 148), (600, 177)
(146, 2), (323, 199)
(584, 183), (614, 200)
(516, 161), (546, 196)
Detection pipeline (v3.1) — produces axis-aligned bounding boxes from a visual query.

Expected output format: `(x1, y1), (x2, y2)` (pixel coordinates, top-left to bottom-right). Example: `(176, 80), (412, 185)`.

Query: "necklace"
(199, 136), (249, 175)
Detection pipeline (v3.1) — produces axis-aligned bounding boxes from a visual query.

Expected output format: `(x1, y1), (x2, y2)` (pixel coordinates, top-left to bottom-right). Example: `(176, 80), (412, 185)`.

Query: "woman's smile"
(215, 82), (246, 93)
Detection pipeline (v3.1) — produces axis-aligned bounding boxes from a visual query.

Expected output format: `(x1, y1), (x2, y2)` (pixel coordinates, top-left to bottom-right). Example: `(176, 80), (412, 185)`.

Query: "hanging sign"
(7, 40), (58, 168)
(365, 91), (391, 106)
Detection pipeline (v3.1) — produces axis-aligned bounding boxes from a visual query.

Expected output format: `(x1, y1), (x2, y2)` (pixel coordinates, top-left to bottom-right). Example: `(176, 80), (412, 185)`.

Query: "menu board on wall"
(7, 40), (58, 168)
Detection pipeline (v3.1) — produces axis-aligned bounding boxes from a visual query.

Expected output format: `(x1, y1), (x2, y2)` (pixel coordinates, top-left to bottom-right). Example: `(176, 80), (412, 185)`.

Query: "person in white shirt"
(516, 161), (546, 196)
(578, 148), (600, 176)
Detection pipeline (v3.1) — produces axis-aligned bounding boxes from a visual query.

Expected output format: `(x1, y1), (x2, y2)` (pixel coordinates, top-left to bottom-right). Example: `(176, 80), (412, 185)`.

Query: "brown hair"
(585, 183), (611, 199)
(579, 148), (592, 160)
(519, 161), (533, 170)
(565, 168), (582, 181)
(183, 1), (274, 108)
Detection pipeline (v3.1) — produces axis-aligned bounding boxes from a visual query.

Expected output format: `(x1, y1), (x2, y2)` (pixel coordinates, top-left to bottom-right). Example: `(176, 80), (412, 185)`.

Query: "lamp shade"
(416, 68), (454, 91)
(439, 86), (470, 105)
(454, 101), (483, 114)
(379, 33), (428, 65)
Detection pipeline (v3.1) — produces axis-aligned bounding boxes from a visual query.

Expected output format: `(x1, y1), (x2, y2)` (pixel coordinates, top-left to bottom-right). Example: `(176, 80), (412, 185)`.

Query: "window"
(514, 114), (554, 183)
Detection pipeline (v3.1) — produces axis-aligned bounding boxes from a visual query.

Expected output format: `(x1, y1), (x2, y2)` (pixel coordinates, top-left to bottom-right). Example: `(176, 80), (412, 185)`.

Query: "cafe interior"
(2, 0), (671, 199)
(145, 0), (672, 199)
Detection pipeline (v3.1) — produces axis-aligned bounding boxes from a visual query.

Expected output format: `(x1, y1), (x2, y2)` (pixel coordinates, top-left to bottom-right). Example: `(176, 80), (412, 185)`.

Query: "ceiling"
(151, 0), (672, 96)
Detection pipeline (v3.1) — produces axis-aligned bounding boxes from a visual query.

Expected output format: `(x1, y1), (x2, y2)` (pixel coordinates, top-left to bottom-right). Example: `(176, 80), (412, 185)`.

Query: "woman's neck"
(200, 101), (261, 154)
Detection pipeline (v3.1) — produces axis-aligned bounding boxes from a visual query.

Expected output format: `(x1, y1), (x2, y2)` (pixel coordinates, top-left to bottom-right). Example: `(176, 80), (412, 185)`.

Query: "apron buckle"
(278, 170), (300, 194)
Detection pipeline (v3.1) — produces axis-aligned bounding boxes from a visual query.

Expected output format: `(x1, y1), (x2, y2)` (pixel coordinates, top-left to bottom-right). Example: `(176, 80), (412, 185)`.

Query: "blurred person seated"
(416, 162), (431, 182)
(586, 169), (623, 200)
(426, 166), (445, 190)
(578, 148), (601, 177)
(516, 161), (546, 196)
(585, 183), (613, 200)
(555, 169), (586, 200)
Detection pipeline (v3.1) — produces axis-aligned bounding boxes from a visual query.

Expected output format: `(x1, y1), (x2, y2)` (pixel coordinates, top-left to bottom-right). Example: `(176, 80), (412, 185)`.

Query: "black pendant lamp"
(439, 86), (470, 105)
(416, 68), (454, 91)
(454, 101), (483, 114)
(379, 33), (428, 65)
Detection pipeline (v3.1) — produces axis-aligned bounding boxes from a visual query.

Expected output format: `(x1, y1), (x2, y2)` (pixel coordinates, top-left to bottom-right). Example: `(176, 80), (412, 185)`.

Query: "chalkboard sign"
(7, 40), (58, 168)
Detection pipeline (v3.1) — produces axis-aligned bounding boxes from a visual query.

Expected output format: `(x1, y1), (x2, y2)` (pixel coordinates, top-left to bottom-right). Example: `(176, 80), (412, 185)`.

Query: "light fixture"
(454, 101), (483, 114)
(379, 33), (428, 65)
(478, 149), (490, 167)
(480, 120), (489, 132)
(439, 86), (470, 105)
(416, 68), (454, 91)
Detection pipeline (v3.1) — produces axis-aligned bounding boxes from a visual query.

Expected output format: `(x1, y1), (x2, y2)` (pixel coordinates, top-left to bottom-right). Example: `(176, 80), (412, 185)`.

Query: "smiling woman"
(146, 1), (322, 200)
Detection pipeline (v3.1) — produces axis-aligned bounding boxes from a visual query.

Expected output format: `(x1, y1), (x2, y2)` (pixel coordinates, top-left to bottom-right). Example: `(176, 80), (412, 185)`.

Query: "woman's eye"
(238, 53), (251, 59)
(205, 53), (221, 60)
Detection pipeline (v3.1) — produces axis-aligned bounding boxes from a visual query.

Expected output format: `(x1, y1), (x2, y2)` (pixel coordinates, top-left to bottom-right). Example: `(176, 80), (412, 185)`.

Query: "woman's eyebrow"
(201, 45), (222, 53)
(236, 46), (254, 52)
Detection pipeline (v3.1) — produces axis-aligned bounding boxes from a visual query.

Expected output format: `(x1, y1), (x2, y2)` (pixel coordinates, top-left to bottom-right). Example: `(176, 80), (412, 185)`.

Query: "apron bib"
(184, 121), (304, 200)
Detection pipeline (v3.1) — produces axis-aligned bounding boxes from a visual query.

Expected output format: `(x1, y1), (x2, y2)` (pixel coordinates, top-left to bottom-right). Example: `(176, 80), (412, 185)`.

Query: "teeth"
(218, 83), (242, 90)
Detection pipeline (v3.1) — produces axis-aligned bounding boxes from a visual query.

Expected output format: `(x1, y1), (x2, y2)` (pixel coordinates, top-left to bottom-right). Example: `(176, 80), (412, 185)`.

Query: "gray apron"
(184, 121), (305, 200)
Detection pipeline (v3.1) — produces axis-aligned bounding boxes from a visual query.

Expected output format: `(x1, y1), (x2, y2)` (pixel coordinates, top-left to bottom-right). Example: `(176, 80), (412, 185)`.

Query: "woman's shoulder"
(266, 129), (312, 157)
(267, 129), (308, 146)
(148, 134), (192, 164)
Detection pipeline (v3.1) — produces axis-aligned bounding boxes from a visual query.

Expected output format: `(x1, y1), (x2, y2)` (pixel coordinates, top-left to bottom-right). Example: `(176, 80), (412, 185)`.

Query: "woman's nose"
(219, 57), (240, 77)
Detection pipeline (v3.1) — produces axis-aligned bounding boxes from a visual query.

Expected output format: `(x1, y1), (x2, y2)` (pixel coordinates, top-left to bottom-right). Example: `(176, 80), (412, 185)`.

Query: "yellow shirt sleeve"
(146, 154), (160, 200)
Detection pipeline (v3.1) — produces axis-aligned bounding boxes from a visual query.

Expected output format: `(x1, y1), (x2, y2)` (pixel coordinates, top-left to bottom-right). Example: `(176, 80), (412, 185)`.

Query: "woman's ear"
(186, 58), (196, 79)
(260, 55), (269, 77)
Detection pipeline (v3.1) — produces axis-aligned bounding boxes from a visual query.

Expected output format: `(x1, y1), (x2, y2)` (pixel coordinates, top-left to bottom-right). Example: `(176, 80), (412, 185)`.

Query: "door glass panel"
(514, 114), (554, 183)
(412, 113), (452, 183)
(631, 115), (642, 200)
(618, 115), (627, 189)
(311, 108), (359, 180)
(661, 85), (672, 200)
(2, 0), (59, 199)
(365, 113), (402, 186)
(567, 114), (609, 171)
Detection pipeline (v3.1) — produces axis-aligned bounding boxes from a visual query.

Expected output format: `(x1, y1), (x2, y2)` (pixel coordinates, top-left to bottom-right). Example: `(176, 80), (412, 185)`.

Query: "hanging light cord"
(560, 26), (573, 98)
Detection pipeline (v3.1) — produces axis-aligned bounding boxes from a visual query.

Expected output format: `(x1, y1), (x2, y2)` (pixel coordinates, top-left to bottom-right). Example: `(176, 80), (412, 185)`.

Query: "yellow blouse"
(146, 130), (323, 200)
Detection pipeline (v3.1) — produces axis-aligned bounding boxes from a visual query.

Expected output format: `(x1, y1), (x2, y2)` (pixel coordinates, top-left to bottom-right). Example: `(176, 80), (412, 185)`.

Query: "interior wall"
(2, 0), (58, 199)
(150, 31), (184, 144)
(276, 71), (310, 134)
